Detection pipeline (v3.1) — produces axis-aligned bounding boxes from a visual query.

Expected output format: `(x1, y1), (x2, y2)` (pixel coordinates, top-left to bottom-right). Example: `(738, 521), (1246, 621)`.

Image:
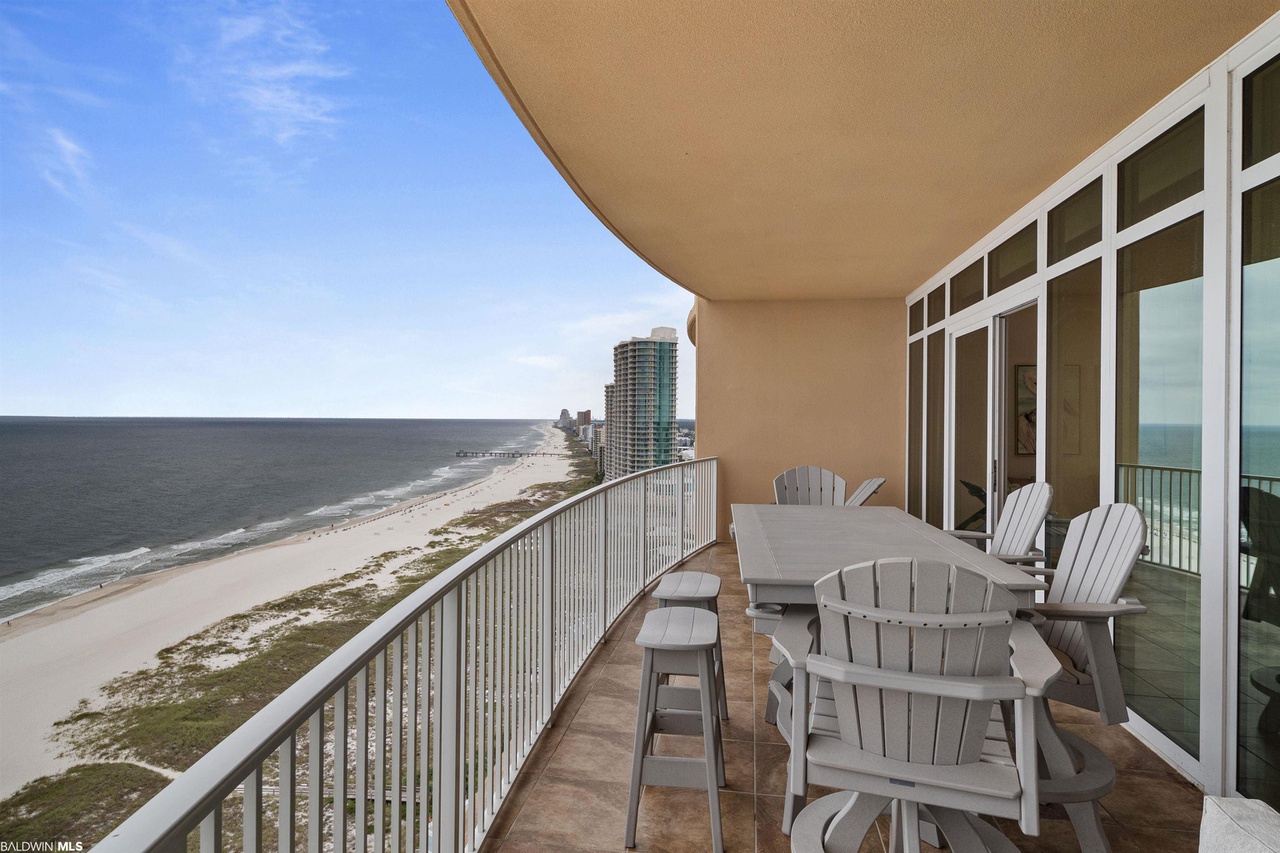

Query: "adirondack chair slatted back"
(1042, 504), (1148, 671)
(774, 466), (848, 506)
(845, 477), (887, 507)
(990, 482), (1054, 555)
(815, 558), (1017, 766)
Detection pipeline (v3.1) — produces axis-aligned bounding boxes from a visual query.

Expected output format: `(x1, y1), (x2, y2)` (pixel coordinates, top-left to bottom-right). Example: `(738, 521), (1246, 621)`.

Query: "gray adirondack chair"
(785, 558), (1059, 852)
(1242, 486), (1280, 626)
(948, 481), (1054, 566)
(1036, 503), (1148, 724)
(775, 466), (848, 506)
(844, 477), (886, 507)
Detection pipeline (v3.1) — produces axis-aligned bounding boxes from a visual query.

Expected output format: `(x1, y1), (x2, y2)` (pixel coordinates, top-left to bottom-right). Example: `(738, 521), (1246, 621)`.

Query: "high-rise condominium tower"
(603, 327), (678, 481)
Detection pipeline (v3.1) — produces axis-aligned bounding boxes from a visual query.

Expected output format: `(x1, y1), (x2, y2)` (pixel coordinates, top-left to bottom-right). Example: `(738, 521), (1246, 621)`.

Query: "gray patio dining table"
(731, 503), (1049, 609)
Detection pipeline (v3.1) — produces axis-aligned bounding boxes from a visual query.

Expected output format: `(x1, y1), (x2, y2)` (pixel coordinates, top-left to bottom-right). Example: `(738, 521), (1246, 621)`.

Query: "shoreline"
(0, 423), (574, 799)
(0, 424), (552, 630)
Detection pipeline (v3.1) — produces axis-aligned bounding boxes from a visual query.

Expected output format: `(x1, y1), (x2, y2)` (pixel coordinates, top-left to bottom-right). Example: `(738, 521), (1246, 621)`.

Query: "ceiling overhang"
(449, 1), (1277, 301)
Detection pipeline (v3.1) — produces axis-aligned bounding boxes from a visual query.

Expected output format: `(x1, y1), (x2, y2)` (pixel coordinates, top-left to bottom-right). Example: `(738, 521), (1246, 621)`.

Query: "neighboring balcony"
(94, 457), (1205, 853)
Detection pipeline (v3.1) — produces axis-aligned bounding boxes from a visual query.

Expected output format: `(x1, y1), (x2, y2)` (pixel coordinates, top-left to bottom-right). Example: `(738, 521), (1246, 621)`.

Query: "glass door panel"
(926, 331), (946, 526)
(1116, 214), (1204, 759)
(908, 340), (923, 518)
(953, 328), (990, 531)
(1000, 305), (1039, 509)
(1239, 175), (1280, 806)
(1046, 260), (1103, 558)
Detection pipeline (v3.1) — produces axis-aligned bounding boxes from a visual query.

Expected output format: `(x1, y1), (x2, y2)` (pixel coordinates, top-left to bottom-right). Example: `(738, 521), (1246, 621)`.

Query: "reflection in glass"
(928, 285), (946, 327)
(1115, 214), (1204, 759)
(1239, 176), (1280, 807)
(953, 329), (988, 531)
(950, 260), (984, 315)
(1245, 54), (1280, 169)
(908, 340), (923, 518)
(909, 299), (924, 335)
(1118, 110), (1204, 231)
(989, 224), (1037, 295)
(926, 332), (945, 526)
(1047, 260), (1102, 519)
(1049, 178), (1102, 266)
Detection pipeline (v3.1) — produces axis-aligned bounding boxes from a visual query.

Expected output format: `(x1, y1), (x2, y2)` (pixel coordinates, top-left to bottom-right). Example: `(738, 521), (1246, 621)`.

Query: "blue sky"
(0, 0), (695, 419)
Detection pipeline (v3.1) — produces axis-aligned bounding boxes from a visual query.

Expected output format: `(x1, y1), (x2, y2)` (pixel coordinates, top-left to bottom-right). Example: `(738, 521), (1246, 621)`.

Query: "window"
(1049, 178), (1102, 265)
(926, 331), (945, 525)
(949, 259), (984, 314)
(1245, 53), (1280, 168)
(988, 223), (1037, 294)
(908, 340), (923, 518)
(1118, 110), (1204, 230)
(927, 285), (946, 326)
(909, 299), (924, 335)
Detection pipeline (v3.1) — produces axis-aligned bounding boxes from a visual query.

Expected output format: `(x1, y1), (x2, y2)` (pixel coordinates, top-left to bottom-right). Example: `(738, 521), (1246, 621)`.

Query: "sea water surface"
(0, 417), (545, 620)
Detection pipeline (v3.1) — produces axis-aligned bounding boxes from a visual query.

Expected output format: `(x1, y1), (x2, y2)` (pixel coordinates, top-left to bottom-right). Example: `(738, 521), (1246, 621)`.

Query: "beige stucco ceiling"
(449, 1), (1277, 301)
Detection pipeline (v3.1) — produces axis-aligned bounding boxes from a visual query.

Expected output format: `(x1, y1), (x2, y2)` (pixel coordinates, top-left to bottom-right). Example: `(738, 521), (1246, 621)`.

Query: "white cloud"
(36, 127), (91, 199)
(175, 2), (349, 146)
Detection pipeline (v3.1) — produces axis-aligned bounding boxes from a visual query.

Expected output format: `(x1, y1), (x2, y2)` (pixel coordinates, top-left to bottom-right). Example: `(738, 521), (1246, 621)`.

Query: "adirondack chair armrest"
(989, 553), (1049, 564)
(944, 529), (994, 541)
(805, 654), (1026, 701)
(1034, 601), (1148, 621)
(769, 605), (818, 669)
(1018, 566), (1056, 580)
(1008, 620), (1063, 696)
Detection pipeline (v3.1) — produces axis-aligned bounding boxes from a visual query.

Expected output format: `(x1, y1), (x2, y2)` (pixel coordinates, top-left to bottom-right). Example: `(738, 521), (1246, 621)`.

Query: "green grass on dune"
(0, 763), (171, 846)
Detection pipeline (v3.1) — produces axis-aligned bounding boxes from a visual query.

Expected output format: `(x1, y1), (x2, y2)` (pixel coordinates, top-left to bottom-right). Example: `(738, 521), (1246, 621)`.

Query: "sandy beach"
(0, 423), (573, 799)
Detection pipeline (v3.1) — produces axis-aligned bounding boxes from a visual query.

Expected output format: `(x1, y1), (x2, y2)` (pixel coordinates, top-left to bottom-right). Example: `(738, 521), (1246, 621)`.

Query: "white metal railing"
(1117, 462), (1202, 574)
(93, 457), (718, 853)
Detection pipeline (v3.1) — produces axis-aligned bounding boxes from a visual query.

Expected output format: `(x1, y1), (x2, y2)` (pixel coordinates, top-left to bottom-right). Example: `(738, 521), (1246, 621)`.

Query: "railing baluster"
(540, 525), (554, 723)
(356, 665), (368, 852)
(406, 620), (417, 853)
(278, 733), (295, 853)
(392, 634), (404, 853)
(438, 588), (462, 853)
(308, 706), (323, 852)
(374, 649), (387, 851)
(334, 683), (347, 853)
(244, 765), (263, 853)
(200, 803), (222, 853)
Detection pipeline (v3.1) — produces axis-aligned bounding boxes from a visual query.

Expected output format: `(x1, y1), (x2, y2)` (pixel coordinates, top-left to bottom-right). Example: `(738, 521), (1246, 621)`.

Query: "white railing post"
(597, 495), (608, 636)
(641, 475), (650, 583)
(678, 465), (687, 559)
(540, 524), (555, 721)
(437, 588), (463, 853)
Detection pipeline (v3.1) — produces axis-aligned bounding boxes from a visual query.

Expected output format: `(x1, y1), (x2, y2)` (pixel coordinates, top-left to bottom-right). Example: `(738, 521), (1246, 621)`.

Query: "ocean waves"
(0, 419), (548, 620)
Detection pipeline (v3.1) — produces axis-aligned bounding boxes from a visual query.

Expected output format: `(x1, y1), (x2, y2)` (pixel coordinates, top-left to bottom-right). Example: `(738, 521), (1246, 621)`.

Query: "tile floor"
(478, 544), (1206, 852)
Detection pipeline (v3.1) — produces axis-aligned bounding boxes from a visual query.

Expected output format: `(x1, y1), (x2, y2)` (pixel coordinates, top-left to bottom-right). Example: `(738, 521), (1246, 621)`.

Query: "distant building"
(603, 327), (678, 480)
(556, 408), (575, 429)
(576, 410), (591, 428)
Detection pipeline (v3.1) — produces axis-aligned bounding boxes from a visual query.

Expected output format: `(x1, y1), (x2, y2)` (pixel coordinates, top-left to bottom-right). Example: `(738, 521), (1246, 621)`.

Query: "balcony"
(94, 458), (1208, 853)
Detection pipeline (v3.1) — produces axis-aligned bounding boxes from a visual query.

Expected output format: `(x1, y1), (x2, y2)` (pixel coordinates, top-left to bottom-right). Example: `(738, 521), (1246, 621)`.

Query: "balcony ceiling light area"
(449, 0), (1274, 300)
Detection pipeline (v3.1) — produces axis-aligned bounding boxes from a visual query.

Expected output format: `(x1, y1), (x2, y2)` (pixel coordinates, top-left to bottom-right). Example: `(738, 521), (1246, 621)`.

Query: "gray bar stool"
(625, 606), (726, 853)
(651, 571), (729, 720)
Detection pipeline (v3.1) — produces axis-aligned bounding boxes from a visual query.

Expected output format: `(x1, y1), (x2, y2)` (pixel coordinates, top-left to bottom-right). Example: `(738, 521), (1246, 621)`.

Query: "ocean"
(0, 418), (546, 620)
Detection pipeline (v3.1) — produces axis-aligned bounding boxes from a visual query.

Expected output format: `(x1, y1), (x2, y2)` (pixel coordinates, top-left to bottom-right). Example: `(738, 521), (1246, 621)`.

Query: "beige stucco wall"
(693, 296), (906, 540)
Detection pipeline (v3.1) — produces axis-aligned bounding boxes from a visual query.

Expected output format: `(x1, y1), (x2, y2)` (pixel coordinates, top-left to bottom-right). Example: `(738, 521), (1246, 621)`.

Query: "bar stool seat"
(653, 570), (721, 604)
(652, 571), (729, 720)
(626, 606), (726, 853)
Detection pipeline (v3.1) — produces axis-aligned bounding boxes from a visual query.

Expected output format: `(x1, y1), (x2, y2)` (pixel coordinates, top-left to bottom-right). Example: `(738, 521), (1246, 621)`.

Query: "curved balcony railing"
(94, 457), (719, 853)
